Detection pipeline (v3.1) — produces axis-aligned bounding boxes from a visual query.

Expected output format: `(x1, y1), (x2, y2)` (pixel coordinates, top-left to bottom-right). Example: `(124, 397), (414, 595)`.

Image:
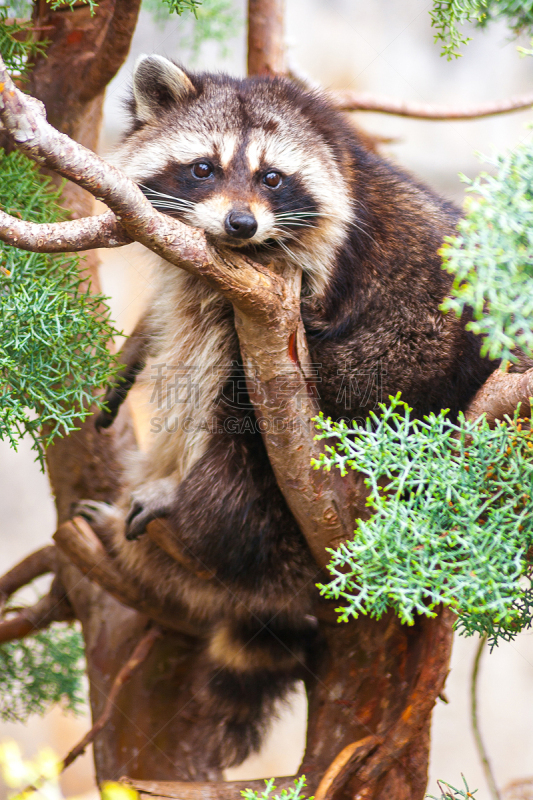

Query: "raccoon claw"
(73, 499), (115, 527)
(124, 501), (169, 540)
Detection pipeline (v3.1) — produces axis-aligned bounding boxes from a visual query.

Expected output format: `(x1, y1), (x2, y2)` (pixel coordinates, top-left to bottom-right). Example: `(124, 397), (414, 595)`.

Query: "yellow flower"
(0, 741), (28, 788)
(100, 783), (139, 800)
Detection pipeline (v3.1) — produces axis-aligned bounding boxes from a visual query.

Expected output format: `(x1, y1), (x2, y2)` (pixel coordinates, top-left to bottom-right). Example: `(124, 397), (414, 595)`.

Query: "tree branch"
(53, 517), (205, 638)
(0, 577), (75, 644)
(121, 777), (300, 800)
(0, 545), (56, 608)
(0, 208), (130, 252)
(465, 367), (533, 425)
(331, 89), (533, 120)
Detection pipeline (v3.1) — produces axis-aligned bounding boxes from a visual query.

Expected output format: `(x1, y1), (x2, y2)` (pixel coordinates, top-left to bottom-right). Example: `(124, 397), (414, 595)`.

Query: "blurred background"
(2, 1), (533, 798)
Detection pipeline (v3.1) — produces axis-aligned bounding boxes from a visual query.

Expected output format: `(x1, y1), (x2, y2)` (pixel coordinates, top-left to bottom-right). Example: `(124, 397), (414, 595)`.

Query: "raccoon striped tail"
(195, 615), (319, 768)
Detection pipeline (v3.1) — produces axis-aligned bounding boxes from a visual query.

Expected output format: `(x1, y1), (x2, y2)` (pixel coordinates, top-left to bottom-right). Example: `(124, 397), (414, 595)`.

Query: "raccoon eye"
(263, 171), (282, 189)
(192, 161), (213, 179)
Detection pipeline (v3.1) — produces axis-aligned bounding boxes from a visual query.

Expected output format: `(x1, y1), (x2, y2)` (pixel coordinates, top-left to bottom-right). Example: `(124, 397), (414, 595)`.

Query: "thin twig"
(471, 634), (501, 800)
(61, 624), (162, 771)
(332, 89), (533, 120)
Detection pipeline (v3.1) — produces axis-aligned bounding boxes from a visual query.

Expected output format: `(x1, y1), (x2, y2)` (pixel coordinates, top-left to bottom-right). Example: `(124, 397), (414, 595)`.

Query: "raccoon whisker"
(148, 200), (192, 210)
(294, 208), (374, 240)
(273, 218), (318, 228)
(274, 220), (316, 228)
(274, 219), (318, 228)
(274, 213), (319, 221)
(138, 185), (195, 207)
(345, 219), (378, 242)
(144, 195), (194, 205)
(274, 215), (317, 223)
(275, 239), (299, 262)
(145, 200), (194, 212)
(274, 211), (318, 216)
(148, 198), (190, 211)
(274, 207), (320, 215)
(271, 230), (302, 243)
(138, 183), (194, 201)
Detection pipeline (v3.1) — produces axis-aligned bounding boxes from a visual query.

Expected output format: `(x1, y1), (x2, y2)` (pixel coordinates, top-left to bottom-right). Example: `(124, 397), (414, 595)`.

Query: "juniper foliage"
(0, 8), (45, 77)
(430, 0), (533, 58)
(241, 777), (311, 800)
(313, 396), (533, 647)
(427, 775), (478, 800)
(143, 0), (239, 55)
(151, 0), (203, 13)
(0, 151), (120, 463)
(0, 622), (86, 722)
(441, 141), (533, 363)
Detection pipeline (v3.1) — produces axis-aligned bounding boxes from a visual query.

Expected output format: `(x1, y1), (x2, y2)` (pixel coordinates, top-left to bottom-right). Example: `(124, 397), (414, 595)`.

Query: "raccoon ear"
(132, 55), (196, 122)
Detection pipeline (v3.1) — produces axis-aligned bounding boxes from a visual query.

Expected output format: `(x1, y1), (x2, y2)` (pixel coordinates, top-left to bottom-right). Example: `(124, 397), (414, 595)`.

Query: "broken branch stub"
(465, 366), (533, 425)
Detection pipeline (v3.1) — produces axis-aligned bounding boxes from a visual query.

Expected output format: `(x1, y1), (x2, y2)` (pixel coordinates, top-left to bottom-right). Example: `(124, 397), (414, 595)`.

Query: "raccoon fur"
(78, 55), (499, 768)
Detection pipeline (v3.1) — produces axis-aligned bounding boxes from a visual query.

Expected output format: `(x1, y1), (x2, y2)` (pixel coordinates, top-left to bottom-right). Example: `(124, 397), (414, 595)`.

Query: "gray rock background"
(2, 2), (533, 797)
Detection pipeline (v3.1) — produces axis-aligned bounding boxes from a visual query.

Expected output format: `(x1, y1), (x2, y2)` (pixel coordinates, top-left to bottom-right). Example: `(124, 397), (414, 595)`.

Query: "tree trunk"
(247, 0), (285, 76)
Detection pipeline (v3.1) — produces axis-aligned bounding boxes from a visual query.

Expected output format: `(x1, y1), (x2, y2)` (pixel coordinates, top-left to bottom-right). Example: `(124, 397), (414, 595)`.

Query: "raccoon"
(78, 55), (498, 768)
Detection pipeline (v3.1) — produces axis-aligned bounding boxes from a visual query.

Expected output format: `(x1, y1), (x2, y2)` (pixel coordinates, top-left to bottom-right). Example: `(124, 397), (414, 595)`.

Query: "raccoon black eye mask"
(79, 53), (512, 769)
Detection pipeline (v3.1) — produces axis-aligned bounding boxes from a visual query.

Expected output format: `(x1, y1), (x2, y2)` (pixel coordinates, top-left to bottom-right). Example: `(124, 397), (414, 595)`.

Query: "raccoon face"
(114, 55), (355, 290)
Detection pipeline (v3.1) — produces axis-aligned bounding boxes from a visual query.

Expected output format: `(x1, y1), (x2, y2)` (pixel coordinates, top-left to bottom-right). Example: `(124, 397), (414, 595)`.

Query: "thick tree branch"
(0, 208), (130, 252)
(331, 89), (533, 120)
(465, 366), (533, 425)
(53, 517), (205, 639)
(234, 270), (368, 565)
(0, 545), (56, 608)
(0, 577), (75, 644)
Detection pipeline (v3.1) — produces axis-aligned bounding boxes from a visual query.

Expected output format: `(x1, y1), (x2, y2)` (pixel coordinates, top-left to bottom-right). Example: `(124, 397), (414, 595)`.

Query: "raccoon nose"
(224, 211), (258, 239)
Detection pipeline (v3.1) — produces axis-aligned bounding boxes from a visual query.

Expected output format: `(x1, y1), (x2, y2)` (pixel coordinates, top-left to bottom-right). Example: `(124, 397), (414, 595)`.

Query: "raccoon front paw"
(73, 499), (122, 528)
(124, 501), (170, 540)
(124, 478), (177, 541)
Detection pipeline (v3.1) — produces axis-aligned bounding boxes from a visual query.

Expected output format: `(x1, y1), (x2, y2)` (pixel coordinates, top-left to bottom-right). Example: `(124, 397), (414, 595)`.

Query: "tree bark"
(247, 0), (285, 75)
